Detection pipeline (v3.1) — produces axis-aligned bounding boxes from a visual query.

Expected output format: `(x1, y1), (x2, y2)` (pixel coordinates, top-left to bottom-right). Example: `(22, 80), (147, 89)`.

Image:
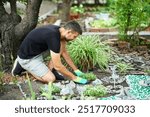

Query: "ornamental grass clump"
(67, 35), (111, 71)
(83, 85), (107, 97)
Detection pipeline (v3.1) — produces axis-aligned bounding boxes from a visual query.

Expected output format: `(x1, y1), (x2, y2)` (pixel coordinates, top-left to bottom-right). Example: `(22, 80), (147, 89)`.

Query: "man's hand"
(74, 69), (84, 77)
(73, 76), (89, 84)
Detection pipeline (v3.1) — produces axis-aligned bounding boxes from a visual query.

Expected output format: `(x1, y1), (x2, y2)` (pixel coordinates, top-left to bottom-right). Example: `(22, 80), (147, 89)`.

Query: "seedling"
(80, 72), (96, 81)
(116, 62), (133, 74)
(83, 85), (107, 97)
(41, 83), (61, 100)
(26, 73), (36, 100)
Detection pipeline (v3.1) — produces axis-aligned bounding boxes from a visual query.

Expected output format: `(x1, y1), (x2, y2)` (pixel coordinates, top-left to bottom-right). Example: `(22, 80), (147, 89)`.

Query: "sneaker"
(139, 79), (150, 87)
(11, 59), (26, 76)
(52, 68), (65, 80)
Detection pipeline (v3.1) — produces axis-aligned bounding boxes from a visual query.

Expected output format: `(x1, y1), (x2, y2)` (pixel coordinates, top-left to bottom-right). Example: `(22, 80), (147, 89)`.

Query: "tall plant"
(67, 35), (111, 72)
(113, 0), (150, 44)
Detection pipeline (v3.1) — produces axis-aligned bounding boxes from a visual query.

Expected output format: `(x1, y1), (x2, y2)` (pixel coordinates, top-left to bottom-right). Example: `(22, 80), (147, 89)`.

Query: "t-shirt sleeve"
(46, 31), (60, 53)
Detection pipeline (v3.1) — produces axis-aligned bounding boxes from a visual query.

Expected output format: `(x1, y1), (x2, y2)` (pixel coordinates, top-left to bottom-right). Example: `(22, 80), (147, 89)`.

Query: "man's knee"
(42, 71), (56, 83)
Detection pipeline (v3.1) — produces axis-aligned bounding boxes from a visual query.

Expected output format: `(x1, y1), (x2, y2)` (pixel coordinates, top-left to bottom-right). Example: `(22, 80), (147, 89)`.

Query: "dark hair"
(63, 20), (82, 35)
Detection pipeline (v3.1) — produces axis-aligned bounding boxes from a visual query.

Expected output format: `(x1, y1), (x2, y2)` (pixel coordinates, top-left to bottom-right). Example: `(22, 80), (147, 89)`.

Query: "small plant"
(67, 35), (111, 71)
(81, 72), (96, 81)
(90, 18), (117, 28)
(116, 62), (133, 74)
(83, 85), (107, 97)
(26, 73), (36, 100)
(144, 69), (150, 75)
(41, 83), (61, 100)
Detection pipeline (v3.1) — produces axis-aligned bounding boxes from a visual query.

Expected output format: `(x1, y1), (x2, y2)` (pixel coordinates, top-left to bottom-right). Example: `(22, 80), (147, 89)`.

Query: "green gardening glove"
(73, 76), (89, 84)
(74, 69), (84, 77)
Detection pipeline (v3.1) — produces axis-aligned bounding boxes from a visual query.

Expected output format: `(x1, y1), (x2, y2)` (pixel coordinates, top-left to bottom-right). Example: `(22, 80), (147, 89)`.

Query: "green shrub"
(67, 35), (111, 71)
(90, 18), (117, 28)
(112, 0), (150, 42)
(83, 85), (107, 97)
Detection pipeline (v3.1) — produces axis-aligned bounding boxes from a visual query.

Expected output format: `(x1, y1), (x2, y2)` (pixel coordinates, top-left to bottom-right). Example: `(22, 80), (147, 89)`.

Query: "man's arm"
(50, 50), (76, 80)
(60, 41), (78, 71)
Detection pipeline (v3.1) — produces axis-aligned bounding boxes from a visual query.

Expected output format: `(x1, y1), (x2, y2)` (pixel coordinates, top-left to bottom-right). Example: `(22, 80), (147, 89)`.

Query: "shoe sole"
(11, 59), (18, 77)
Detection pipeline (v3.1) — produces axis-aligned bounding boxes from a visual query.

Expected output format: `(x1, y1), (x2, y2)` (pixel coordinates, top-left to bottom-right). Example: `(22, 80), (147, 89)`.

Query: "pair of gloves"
(73, 69), (88, 84)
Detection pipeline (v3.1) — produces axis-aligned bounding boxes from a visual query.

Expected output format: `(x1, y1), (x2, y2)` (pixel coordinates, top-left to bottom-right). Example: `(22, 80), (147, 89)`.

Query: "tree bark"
(58, 0), (73, 22)
(0, 0), (42, 71)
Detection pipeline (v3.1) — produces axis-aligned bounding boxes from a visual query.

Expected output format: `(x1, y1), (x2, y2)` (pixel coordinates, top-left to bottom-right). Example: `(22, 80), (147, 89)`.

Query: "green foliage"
(67, 35), (111, 71)
(144, 69), (150, 75)
(71, 4), (85, 14)
(18, 0), (27, 4)
(116, 62), (133, 74)
(81, 72), (96, 81)
(26, 73), (36, 100)
(83, 85), (107, 97)
(90, 18), (117, 28)
(41, 83), (53, 100)
(41, 83), (61, 100)
(112, 0), (150, 41)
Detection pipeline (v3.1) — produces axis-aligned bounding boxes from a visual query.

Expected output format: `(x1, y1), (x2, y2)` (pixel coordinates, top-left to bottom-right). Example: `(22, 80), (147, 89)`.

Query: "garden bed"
(0, 43), (150, 100)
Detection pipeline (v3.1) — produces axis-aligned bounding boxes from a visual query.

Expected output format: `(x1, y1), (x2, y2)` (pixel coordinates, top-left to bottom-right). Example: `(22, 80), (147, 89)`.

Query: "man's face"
(64, 30), (79, 41)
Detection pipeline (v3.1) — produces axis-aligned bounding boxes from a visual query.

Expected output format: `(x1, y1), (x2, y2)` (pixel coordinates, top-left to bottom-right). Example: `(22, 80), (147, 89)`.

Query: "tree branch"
(10, 0), (17, 14)
(0, 1), (8, 20)
(15, 0), (42, 40)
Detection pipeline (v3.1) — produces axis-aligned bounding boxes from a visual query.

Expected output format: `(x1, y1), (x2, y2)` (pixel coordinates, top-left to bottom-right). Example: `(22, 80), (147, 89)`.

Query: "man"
(11, 20), (88, 84)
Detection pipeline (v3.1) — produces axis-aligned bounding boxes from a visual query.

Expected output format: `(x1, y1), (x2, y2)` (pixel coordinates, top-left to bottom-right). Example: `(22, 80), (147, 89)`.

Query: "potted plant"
(70, 4), (85, 20)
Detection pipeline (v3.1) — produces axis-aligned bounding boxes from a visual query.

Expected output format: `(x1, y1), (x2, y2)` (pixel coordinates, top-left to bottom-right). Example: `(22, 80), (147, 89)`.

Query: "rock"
(60, 86), (74, 96)
(66, 81), (76, 89)
(92, 79), (103, 85)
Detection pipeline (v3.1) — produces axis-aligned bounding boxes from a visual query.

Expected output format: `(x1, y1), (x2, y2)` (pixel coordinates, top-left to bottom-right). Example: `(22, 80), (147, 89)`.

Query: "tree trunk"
(58, 0), (73, 22)
(0, 0), (42, 71)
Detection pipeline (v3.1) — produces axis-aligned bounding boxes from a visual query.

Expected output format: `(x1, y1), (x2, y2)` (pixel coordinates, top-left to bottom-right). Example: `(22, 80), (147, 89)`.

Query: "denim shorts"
(17, 54), (49, 77)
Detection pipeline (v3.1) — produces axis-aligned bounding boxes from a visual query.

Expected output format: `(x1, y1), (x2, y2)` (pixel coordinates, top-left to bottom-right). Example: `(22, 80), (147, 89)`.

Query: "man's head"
(60, 20), (82, 41)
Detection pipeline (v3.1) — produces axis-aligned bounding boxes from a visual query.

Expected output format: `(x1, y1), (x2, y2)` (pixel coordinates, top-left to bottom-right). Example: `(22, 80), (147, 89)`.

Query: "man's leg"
(17, 55), (56, 83)
(48, 60), (65, 80)
(31, 70), (56, 83)
(11, 58), (26, 76)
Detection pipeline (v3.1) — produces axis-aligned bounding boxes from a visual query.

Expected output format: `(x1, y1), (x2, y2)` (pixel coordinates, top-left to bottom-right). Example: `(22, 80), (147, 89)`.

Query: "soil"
(0, 44), (149, 100)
